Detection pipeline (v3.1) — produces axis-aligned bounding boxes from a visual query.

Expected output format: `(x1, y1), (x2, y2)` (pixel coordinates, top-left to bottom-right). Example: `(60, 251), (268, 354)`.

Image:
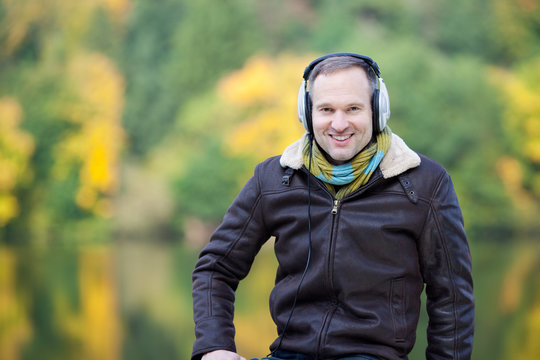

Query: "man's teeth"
(332, 135), (351, 141)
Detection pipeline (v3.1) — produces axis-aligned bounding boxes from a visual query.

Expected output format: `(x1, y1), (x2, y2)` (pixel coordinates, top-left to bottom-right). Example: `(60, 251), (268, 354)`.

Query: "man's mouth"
(331, 134), (352, 141)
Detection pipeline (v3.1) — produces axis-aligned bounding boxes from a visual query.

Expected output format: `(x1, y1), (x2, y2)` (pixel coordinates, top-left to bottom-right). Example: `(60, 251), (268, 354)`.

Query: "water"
(1, 240), (539, 360)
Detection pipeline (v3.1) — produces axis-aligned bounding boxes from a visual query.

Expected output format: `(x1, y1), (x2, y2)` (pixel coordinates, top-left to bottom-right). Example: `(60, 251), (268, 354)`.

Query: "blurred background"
(1, 0), (539, 359)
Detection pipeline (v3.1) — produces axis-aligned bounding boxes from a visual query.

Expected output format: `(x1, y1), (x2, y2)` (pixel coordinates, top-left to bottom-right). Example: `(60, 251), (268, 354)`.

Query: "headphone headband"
(302, 52), (381, 80)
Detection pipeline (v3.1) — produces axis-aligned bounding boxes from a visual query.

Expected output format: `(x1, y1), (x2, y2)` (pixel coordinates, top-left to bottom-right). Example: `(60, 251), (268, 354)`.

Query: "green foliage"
(420, 0), (498, 58)
(165, 0), (262, 94)
(489, 0), (540, 63)
(84, 7), (121, 59)
(120, 0), (185, 157)
(309, 0), (418, 51)
(121, 0), (262, 157)
(172, 141), (247, 223)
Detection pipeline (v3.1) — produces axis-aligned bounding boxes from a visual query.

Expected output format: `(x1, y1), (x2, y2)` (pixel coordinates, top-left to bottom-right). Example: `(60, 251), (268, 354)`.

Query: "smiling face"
(310, 66), (373, 165)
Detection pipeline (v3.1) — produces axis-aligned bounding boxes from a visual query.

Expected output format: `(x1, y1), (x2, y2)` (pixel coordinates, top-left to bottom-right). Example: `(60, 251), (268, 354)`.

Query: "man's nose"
(331, 111), (348, 132)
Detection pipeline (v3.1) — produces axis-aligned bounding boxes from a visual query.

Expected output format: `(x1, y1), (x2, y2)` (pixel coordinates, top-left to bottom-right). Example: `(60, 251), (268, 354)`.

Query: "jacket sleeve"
(419, 171), (474, 360)
(191, 165), (270, 360)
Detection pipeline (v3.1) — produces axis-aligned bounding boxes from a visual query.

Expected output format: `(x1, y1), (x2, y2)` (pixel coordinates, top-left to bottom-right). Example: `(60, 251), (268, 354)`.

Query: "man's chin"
(326, 152), (354, 165)
(315, 142), (355, 165)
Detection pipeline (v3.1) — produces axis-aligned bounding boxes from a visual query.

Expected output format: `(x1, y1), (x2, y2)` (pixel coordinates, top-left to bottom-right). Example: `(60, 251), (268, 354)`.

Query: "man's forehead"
(311, 66), (368, 84)
(310, 67), (371, 95)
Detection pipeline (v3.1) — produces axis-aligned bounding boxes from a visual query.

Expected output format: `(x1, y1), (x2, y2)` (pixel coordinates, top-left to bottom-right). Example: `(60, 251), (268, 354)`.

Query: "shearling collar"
(279, 132), (421, 179)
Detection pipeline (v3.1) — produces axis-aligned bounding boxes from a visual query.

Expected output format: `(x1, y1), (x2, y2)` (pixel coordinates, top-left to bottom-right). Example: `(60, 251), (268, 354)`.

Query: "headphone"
(297, 52), (391, 135)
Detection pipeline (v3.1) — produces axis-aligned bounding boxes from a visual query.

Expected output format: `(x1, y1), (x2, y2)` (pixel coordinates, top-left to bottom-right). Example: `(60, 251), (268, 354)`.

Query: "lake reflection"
(0, 241), (198, 360)
(1, 240), (539, 360)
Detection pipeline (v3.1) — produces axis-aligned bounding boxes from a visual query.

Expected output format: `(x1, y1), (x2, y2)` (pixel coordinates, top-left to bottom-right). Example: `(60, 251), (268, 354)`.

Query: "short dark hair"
(308, 55), (378, 100)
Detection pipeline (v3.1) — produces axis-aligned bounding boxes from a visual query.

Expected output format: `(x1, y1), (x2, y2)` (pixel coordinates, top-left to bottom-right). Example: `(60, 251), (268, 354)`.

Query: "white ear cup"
(297, 80), (309, 131)
(377, 78), (391, 131)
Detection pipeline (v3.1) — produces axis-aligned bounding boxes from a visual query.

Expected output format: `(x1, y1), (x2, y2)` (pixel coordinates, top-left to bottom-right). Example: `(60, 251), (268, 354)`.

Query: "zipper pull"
(331, 200), (339, 215)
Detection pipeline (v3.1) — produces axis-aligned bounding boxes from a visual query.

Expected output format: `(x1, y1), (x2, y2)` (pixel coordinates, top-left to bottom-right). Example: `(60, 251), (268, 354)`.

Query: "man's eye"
(321, 108), (333, 113)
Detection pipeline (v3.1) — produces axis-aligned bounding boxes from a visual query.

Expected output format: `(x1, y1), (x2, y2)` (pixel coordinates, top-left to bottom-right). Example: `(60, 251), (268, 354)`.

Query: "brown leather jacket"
(192, 134), (474, 360)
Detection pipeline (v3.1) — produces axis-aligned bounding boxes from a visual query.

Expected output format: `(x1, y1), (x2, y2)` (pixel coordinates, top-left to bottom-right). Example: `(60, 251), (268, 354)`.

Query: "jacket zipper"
(331, 199), (339, 214)
(327, 200), (339, 293)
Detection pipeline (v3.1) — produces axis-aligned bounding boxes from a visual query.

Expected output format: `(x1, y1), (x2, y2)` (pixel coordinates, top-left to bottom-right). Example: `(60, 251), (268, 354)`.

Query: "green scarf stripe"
(303, 127), (392, 200)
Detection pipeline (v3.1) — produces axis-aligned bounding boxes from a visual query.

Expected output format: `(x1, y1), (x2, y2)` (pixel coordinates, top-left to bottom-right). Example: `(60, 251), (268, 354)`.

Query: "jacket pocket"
(390, 277), (407, 342)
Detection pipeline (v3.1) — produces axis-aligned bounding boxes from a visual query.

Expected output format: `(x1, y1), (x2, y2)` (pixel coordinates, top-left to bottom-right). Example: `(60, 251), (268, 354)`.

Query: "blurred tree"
(420, 0), (499, 58)
(84, 6), (123, 59)
(0, 0), (47, 63)
(491, 0), (540, 63)
(121, 0), (263, 157)
(220, 54), (308, 163)
(422, 0), (540, 64)
(173, 141), (248, 224)
(490, 56), (540, 229)
(119, 0), (184, 157)
(305, 0), (540, 65)
(0, 0), (128, 242)
(308, 0), (419, 52)
(53, 52), (125, 218)
(251, 0), (315, 52)
(0, 98), (34, 228)
(165, 0), (263, 98)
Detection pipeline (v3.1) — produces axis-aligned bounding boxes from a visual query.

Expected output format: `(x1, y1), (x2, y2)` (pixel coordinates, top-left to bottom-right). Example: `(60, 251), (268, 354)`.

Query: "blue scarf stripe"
(316, 163), (355, 185)
(363, 150), (385, 175)
(331, 163), (355, 184)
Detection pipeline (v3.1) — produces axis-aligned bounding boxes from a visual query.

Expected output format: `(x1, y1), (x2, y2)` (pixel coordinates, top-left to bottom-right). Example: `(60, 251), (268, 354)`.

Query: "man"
(192, 53), (474, 360)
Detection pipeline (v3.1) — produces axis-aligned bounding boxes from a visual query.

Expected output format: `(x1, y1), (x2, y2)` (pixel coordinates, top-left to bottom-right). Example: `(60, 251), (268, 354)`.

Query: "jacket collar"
(279, 132), (421, 179)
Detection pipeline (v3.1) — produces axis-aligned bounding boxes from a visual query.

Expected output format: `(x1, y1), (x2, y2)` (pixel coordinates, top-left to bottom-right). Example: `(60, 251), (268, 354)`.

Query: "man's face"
(311, 67), (373, 165)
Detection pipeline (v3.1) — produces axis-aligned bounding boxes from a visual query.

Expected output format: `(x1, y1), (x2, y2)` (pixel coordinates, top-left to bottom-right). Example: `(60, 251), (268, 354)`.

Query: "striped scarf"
(303, 127), (392, 200)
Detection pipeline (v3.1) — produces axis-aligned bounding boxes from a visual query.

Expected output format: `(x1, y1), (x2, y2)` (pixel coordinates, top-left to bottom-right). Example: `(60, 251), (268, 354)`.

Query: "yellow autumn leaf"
(220, 53), (317, 161)
(0, 195), (19, 227)
(0, 97), (35, 226)
(490, 57), (540, 202)
(53, 52), (125, 216)
(219, 56), (276, 106)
